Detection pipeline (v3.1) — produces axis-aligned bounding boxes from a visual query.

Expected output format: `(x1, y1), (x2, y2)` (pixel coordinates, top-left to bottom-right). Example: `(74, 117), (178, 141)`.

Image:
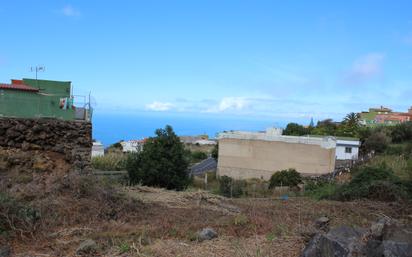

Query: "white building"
(335, 138), (360, 160)
(193, 139), (217, 145)
(120, 139), (146, 153)
(92, 141), (105, 157)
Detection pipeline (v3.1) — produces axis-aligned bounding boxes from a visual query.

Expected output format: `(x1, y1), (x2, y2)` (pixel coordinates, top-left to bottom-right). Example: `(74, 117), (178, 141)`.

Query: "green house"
(0, 78), (86, 120)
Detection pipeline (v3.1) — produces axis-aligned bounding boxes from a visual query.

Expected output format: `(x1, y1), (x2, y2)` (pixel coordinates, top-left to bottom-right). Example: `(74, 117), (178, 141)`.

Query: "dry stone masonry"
(0, 118), (92, 172)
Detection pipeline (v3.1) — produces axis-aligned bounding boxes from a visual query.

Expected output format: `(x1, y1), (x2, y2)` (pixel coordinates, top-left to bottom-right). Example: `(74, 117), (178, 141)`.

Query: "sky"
(1, 0), (412, 122)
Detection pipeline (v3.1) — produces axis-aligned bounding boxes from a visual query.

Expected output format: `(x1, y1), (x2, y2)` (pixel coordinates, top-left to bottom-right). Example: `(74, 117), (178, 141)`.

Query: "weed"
(233, 214), (249, 226)
(265, 232), (275, 241)
(118, 242), (130, 254)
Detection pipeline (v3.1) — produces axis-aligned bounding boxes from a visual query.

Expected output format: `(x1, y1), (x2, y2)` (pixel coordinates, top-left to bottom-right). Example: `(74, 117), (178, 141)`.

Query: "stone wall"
(0, 117), (92, 172)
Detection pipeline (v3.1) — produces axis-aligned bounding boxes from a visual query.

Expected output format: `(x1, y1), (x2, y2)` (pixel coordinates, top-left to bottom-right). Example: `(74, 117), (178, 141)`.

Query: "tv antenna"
(30, 66), (45, 80)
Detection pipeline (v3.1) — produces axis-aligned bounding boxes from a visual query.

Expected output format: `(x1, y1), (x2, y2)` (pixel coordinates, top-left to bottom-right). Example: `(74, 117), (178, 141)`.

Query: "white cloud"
(145, 101), (174, 111)
(345, 53), (384, 83)
(60, 5), (80, 17)
(205, 97), (250, 113)
(218, 97), (249, 111)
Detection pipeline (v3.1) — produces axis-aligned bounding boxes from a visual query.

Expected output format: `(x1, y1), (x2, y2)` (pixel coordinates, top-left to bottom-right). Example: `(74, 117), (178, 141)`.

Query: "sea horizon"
(92, 111), (313, 147)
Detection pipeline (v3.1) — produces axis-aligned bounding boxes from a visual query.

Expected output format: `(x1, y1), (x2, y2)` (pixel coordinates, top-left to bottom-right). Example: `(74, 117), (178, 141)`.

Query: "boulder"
(197, 228), (218, 242)
(76, 239), (97, 255)
(301, 219), (412, 257)
(301, 226), (366, 257)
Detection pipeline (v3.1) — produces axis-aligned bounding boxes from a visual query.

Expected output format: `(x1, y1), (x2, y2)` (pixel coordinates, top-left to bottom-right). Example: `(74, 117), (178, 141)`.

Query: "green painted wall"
(0, 79), (75, 120)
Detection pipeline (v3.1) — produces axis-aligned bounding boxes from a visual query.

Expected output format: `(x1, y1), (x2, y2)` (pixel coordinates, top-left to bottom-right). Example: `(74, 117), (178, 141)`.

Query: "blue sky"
(1, 0), (412, 122)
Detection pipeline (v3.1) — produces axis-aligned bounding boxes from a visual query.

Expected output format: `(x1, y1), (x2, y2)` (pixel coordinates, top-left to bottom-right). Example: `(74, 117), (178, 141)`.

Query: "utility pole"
(30, 66), (45, 117)
(30, 66), (45, 88)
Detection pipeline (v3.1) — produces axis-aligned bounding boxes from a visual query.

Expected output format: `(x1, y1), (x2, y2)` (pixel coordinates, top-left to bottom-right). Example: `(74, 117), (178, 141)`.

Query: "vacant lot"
(7, 183), (412, 257)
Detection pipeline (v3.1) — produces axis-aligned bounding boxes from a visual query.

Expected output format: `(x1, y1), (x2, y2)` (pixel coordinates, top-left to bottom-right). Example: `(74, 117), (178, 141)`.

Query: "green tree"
(312, 119), (337, 135)
(127, 125), (190, 190)
(337, 112), (361, 137)
(283, 123), (310, 136)
(343, 112), (361, 128)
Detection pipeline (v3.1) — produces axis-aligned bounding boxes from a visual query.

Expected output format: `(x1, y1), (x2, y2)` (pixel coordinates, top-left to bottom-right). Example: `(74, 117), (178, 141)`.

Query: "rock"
(0, 245), (11, 257)
(301, 226), (367, 257)
(76, 239), (97, 255)
(197, 228), (218, 242)
(301, 219), (412, 257)
(315, 216), (330, 231)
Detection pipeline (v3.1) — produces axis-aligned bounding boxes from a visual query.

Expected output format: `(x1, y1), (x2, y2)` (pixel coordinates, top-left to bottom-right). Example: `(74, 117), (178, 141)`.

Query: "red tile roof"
(0, 83), (39, 92)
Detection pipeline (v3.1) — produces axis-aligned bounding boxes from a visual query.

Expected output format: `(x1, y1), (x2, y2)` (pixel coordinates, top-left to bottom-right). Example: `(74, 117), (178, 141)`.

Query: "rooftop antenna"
(30, 66), (45, 88)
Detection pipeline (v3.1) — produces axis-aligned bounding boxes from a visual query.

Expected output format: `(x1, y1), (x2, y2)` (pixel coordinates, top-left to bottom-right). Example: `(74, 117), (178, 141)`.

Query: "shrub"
(332, 165), (405, 201)
(127, 125), (190, 190)
(363, 131), (391, 153)
(269, 169), (302, 189)
(218, 175), (245, 198)
(391, 122), (412, 143)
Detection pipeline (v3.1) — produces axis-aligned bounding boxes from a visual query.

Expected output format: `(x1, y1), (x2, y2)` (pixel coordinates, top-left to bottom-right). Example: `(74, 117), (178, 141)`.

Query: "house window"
(345, 147), (352, 153)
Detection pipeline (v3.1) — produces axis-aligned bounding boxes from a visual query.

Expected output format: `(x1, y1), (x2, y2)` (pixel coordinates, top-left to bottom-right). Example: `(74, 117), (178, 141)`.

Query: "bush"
(332, 165), (407, 201)
(218, 175), (245, 198)
(363, 131), (391, 153)
(127, 125), (190, 190)
(269, 169), (302, 189)
(391, 122), (412, 143)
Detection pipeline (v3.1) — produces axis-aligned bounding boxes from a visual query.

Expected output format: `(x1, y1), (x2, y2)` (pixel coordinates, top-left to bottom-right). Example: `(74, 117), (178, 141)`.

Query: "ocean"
(92, 112), (293, 146)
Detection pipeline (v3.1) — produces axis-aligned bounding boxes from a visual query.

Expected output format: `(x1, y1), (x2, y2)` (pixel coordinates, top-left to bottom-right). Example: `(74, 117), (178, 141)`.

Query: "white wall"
(336, 140), (360, 160)
(92, 142), (104, 157)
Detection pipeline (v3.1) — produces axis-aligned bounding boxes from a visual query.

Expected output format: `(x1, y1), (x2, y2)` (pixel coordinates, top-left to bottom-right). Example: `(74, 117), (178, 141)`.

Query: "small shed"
(335, 138), (360, 160)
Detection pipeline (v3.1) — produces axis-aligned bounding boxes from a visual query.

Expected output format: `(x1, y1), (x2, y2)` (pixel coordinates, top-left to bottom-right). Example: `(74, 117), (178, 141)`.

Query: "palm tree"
(344, 112), (360, 127)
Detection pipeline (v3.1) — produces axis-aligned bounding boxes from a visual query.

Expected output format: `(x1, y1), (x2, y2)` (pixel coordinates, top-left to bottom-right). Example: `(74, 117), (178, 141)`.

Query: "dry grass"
(4, 166), (412, 257)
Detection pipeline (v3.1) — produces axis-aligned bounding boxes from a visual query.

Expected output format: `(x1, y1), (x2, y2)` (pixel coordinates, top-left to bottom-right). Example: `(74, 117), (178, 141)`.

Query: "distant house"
(359, 105), (412, 126)
(0, 78), (92, 121)
(375, 113), (411, 125)
(193, 139), (217, 145)
(92, 141), (105, 157)
(120, 139), (146, 153)
(180, 135), (209, 144)
(336, 138), (360, 160)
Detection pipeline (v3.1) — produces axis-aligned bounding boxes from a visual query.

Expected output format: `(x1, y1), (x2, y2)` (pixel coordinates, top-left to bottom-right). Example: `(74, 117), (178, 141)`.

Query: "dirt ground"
(7, 183), (412, 257)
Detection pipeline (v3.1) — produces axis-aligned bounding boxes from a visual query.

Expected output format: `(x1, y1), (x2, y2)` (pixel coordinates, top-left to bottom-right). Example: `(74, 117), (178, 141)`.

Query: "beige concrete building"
(217, 128), (336, 180)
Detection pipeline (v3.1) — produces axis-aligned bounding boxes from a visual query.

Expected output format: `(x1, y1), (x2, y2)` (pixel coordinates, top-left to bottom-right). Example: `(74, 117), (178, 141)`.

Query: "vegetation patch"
(127, 125), (190, 190)
(269, 169), (302, 189)
(92, 152), (128, 171)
